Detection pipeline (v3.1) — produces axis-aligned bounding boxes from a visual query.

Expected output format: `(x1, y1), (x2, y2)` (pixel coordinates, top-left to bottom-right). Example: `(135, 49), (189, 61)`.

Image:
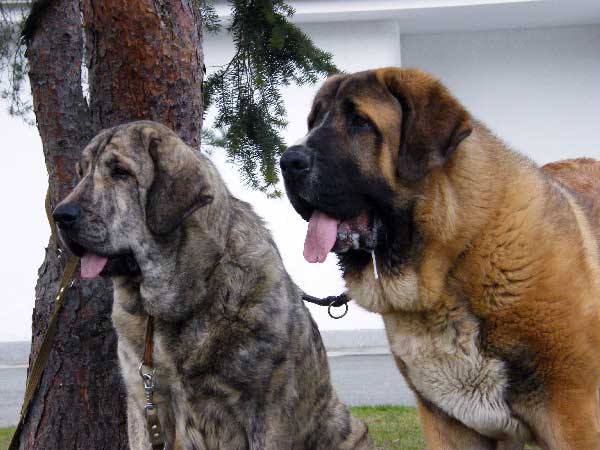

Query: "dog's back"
(543, 158), (600, 203)
(223, 197), (373, 450)
(543, 157), (600, 245)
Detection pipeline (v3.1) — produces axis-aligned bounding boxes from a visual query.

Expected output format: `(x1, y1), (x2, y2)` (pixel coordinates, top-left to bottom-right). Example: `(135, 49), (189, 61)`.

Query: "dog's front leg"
(416, 397), (496, 450)
(127, 394), (154, 450)
(247, 417), (268, 450)
(246, 409), (289, 450)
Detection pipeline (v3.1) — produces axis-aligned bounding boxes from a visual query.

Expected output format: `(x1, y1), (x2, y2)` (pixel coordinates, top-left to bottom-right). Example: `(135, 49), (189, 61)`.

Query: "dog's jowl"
(281, 67), (600, 450)
(53, 121), (373, 450)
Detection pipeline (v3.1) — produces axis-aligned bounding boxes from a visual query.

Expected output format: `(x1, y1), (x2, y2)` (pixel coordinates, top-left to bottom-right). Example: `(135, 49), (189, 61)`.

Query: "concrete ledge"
(0, 330), (390, 368)
(320, 329), (390, 356)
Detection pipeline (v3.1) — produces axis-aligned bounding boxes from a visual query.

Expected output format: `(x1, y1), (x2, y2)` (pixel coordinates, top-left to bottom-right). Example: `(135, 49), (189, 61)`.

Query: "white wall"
(4, 21), (600, 340)
(0, 109), (48, 342)
(203, 21), (403, 331)
(204, 23), (600, 331)
(402, 25), (600, 163)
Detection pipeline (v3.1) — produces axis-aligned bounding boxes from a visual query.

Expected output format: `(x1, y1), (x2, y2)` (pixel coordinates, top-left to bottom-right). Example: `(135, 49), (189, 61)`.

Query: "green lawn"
(0, 427), (13, 450)
(351, 405), (426, 449)
(0, 406), (424, 450)
(351, 406), (537, 450)
(0, 406), (536, 450)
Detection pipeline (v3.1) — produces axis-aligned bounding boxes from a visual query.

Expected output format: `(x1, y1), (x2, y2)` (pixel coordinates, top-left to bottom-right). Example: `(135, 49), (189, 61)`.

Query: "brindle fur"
(281, 68), (600, 449)
(55, 121), (373, 450)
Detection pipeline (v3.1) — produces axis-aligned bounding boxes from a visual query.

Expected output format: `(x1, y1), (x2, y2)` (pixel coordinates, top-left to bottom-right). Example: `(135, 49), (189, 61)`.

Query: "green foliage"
(0, 409), (544, 450)
(204, 0), (339, 196)
(198, 0), (221, 34)
(350, 406), (540, 450)
(0, 3), (31, 121)
(201, 126), (228, 150)
(0, 0), (339, 195)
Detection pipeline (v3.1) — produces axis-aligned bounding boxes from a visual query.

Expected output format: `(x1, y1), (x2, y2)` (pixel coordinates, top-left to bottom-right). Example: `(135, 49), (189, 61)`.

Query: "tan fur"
(290, 68), (600, 449)
(380, 124), (600, 448)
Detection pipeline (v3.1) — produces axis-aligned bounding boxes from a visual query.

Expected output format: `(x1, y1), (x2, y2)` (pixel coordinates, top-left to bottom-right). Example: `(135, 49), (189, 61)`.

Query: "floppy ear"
(381, 69), (473, 182)
(142, 126), (213, 235)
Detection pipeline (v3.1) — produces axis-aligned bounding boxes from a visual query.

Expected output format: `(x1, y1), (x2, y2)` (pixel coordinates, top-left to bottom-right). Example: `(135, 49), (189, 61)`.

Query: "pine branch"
(204, 0), (339, 196)
(0, 0), (32, 120)
(1, 0), (340, 195)
(197, 0), (221, 34)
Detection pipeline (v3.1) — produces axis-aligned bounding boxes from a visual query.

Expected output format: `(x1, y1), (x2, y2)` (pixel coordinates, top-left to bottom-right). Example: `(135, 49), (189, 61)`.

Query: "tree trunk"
(19, 1), (203, 448)
(82, 0), (204, 146)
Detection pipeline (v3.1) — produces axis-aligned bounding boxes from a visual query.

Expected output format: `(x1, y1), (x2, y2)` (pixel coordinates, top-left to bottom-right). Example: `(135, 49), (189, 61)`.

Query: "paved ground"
(0, 367), (26, 427)
(0, 353), (414, 427)
(329, 353), (416, 407)
(0, 333), (417, 426)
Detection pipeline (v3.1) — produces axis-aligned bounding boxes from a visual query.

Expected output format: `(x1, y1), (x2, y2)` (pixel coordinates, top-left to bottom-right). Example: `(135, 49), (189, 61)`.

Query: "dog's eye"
(110, 165), (130, 180)
(351, 114), (372, 130)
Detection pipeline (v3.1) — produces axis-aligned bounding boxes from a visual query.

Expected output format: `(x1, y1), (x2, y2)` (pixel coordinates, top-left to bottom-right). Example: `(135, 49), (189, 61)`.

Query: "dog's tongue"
(81, 253), (108, 279)
(304, 210), (339, 263)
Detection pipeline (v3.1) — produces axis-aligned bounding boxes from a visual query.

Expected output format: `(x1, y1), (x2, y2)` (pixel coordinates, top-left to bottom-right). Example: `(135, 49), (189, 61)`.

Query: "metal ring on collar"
(328, 299), (348, 319)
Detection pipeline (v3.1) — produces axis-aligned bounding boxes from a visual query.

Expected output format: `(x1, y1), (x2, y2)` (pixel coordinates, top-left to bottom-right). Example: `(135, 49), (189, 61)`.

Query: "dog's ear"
(142, 126), (213, 235)
(380, 69), (472, 182)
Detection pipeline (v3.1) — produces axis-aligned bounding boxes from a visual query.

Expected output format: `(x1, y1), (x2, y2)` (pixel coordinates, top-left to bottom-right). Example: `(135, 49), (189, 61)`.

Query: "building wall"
(2, 14), (599, 340)
(205, 20), (402, 146)
(203, 23), (600, 331)
(203, 21), (402, 331)
(402, 25), (600, 163)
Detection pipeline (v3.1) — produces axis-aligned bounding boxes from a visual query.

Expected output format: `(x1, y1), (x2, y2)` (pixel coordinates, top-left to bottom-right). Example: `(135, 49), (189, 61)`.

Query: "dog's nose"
(280, 146), (312, 179)
(53, 203), (81, 229)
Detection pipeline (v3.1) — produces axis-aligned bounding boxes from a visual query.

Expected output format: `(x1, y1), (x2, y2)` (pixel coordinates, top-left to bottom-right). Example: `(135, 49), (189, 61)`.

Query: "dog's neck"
(344, 122), (542, 315)
(340, 122), (513, 283)
(411, 121), (541, 310)
(131, 168), (234, 321)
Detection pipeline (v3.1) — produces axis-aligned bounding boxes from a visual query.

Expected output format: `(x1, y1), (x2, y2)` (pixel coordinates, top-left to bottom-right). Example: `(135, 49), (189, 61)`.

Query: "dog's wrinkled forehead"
(79, 124), (152, 179)
(309, 71), (401, 130)
(80, 128), (113, 169)
(82, 128), (118, 160)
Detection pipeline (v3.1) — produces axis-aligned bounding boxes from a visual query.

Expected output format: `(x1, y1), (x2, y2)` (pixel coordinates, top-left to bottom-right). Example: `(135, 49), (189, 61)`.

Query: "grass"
(0, 427), (13, 450)
(351, 405), (426, 449)
(0, 406), (538, 449)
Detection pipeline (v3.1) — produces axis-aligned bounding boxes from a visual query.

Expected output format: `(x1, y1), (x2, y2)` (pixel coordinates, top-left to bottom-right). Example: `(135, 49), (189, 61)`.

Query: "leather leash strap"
(140, 316), (166, 450)
(143, 316), (155, 367)
(8, 192), (79, 450)
(302, 292), (349, 319)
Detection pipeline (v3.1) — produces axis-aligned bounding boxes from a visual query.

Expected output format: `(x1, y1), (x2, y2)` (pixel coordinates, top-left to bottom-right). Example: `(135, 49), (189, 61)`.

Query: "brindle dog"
(281, 68), (600, 449)
(53, 121), (373, 450)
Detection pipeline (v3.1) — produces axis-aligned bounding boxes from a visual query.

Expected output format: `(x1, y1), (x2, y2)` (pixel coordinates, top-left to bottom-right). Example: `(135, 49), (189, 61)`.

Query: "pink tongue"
(81, 253), (109, 279)
(304, 211), (339, 263)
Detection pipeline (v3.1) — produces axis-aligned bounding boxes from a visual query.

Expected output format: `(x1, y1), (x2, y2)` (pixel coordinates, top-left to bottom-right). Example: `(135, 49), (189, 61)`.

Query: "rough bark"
(22, 1), (123, 449)
(82, 0), (204, 146)
(19, 1), (203, 449)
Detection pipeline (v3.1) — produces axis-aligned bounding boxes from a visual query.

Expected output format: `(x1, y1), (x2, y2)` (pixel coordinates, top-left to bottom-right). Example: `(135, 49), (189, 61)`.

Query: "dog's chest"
(382, 312), (525, 440)
(114, 319), (249, 449)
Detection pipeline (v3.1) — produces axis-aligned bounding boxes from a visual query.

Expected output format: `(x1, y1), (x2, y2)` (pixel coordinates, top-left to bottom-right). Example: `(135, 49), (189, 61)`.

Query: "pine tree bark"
(82, 0), (204, 145)
(19, 1), (203, 449)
